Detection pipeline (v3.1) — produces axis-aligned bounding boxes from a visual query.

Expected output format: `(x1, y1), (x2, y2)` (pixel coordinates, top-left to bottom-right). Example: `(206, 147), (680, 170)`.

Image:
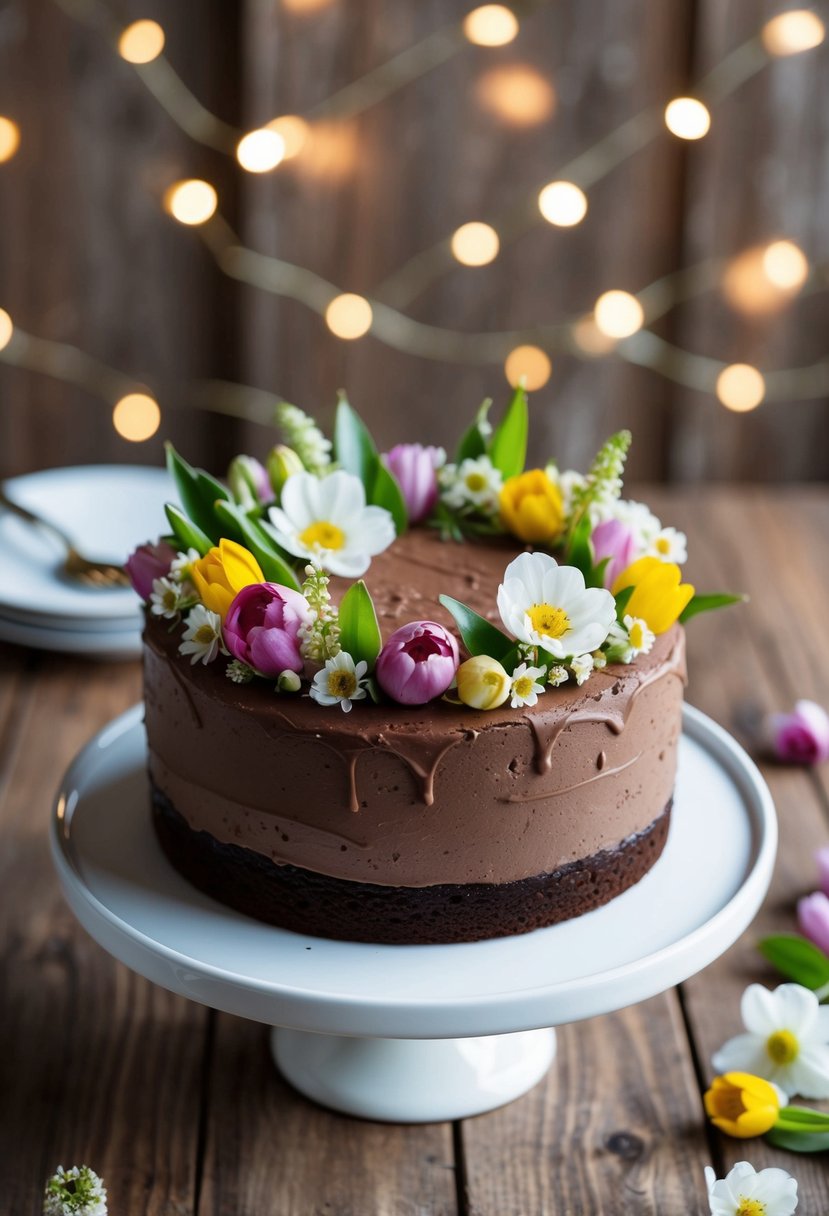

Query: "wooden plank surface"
(2, 488), (829, 1213)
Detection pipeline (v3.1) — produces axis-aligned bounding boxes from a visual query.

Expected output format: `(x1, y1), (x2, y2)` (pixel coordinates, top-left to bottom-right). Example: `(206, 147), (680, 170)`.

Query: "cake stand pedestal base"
(271, 1026), (557, 1121)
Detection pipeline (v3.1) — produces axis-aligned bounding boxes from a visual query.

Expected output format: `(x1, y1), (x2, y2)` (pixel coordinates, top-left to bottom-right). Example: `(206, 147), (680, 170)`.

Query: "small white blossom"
(570, 653), (594, 685)
(150, 576), (184, 619)
(705, 1162), (797, 1216)
(547, 665), (569, 687)
(509, 662), (546, 709)
(226, 659), (255, 684)
(712, 982), (829, 1098)
(169, 548), (201, 583)
(276, 402), (332, 474)
(44, 1165), (108, 1216)
(546, 465), (587, 521)
(591, 650), (607, 670)
(310, 651), (368, 713)
(277, 669), (302, 693)
(648, 526), (687, 564)
(623, 614), (655, 658)
(598, 498), (662, 553)
(440, 455), (503, 515)
(178, 604), (223, 666)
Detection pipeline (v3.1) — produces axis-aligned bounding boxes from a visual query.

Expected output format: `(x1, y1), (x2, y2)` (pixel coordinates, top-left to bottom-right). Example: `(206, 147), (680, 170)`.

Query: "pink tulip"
(383, 444), (443, 524)
(126, 540), (176, 601)
(591, 519), (636, 589)
(797, 891), (829, 957)
(224, 583), (311, 676)
(376, 620), (459, 704)
(768, 700), (829, 765)
(817, 847), (829, 898)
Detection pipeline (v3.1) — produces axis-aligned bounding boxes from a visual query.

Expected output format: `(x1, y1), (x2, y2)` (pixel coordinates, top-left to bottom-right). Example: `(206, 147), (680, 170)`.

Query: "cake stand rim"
(50, 702), (777, 1038)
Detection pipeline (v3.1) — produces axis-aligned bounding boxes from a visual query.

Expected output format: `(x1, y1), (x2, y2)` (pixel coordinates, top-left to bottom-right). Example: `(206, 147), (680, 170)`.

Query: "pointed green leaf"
(565, 512), (594, 581)
(455, 398), (492, 462)
(165, 442), (230, 543)
(338, 580), (382, 669)
(489, 386), (529, 479)
(214, 500), (301, 590)
(164, 504), (212, 557)
(334, 394), (408, 533)
(439, 594), (513, 661)
(680, 592), (746, 623)
(372, 460), (408, 535)
(613, 585), (634, 621)
(773, 1105), (829, 1129)
(758, 934), (829, 990)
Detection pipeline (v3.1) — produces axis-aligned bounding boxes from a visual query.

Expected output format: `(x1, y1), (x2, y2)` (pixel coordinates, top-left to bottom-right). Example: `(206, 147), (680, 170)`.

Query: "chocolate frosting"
(144, 530), (686, 888)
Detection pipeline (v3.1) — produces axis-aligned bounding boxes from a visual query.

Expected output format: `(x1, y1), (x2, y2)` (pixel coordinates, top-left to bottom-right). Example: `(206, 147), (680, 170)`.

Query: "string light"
(266, 115), (309, 159)
(475, 65), (556, 126)
(664, 97), (711, 140)
(0, 309), (13, 352)
(462, 5), (519, 47)
(762, 239), (809, 291)
(325, 293), (373, 339)
(237, 128), (285, 173)
(164, 180), (218, 225)
(570, 314), (617, 357)
(112, 393), (161, 441)
(538, 181), (588, 227)
(593, 291), (644, 339)
(716, 363), (765, 411)
(117, 20), (165, 64)
(722, 243), (809, 315)
(762, 10), (825, 56)
(450, 222), (500, 266)
(504, 345), (551, 389)
(0, 117), (20, 163)
(281, 0), (336, 12)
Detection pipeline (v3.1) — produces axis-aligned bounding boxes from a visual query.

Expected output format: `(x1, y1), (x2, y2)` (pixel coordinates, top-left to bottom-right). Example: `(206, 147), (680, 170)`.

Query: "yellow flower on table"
(704, 1072), (784, 1139)
(191, 539), (265, 620)
(499, 469), (564, 544)
(611, 556), (694, 634)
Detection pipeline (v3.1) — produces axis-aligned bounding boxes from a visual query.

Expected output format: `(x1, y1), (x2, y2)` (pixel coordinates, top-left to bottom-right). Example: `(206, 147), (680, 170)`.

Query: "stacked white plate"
(0, 465), (173, 660)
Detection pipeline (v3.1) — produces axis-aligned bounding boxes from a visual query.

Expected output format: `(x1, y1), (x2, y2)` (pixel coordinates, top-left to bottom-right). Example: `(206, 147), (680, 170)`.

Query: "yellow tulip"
(456, 655), (511, 710)
(191, 538), (265, 620)
(499, 469), (564, 545)
(612, 556), (694, 634)
(703, 1072), (782, 1139)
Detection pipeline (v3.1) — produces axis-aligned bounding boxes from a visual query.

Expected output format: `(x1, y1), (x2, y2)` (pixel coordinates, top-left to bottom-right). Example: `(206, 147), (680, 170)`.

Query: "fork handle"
(0, 487), (73, 552)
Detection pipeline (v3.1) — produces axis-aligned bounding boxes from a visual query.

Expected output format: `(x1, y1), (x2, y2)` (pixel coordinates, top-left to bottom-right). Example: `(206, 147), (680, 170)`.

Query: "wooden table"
(3, 488), (829, 1214)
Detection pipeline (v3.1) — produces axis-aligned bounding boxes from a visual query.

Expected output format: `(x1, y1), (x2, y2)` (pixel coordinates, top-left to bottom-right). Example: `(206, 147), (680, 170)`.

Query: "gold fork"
(0, 488), (131, 588)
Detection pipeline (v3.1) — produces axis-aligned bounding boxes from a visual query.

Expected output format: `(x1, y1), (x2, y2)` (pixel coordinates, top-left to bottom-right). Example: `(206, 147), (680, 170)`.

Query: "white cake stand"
(51, 704), (776, 1123)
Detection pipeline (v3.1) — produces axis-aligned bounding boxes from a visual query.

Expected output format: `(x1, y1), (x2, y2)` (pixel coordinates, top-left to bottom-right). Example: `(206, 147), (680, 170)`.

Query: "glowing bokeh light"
(118, 19), (165, 64)
(163, 179), (218, 225)
(762, 10), (825, 55)
(112, 393), (161, 441)
(762, 239), (809, 290)
(716, 364), (765, 412)
(463, 5), (519, 47)
(593, 290), (644, 339)
(237, 128), (285, 173)
(0, 308), (13, 352)
(282, 0), (335, 12)
(450, 221), (500, 266)
(504, 345), (552, 389)
(325, 293), (373, 339)
(571, 314), (617, 356)
(476, 65), (555, 126)
(723, 244), (806, 314)
(538, 180), (587, 227)
(266, 115), (309, 159)
(664, 97), (711, 140)
(0, 117), (20, 163)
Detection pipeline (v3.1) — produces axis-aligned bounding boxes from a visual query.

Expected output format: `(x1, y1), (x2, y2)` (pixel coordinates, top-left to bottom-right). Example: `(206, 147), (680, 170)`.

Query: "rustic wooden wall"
(0, 0), (827, 482)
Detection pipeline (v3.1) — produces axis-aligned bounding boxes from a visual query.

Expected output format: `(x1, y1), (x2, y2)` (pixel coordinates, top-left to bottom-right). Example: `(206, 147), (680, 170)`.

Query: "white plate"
(0, 465), (172, 622)
(0, 612), (141, 660)
(52, 704), (776, 1040)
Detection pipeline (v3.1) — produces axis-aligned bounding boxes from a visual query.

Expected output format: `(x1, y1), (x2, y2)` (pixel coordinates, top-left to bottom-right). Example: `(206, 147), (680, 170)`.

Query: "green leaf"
(766, 1126), (829, 1153)
(371, 460), (408, 536)
(215, 501), (301, 590)
(489, 386), (528, 479)
(165, 442), (230, 543)
(566, 512), (595, 581)
(338, 580), (382, 669)
(758, 934), (829, 990)
(455, 398), (492, 462)
(439, 594), (513, 661)
(680, 592), (746, 623)
(774, 1105), (829, 1130)
(164, 503), (212, 557)
(334, 394), (408, 533)
(613, 585), (634, 621)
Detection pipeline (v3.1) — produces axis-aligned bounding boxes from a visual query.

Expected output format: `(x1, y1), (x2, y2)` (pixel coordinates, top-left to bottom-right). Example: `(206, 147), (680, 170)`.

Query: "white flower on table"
(509, 662), (546, 709)
(310, 651), (368, 713)
(648, 526), (688, 564)
(497, 551), (616, 661)
(704, 1162), (797, 1216)
(439, 455), (503, 514)
(150, 576), (185, 619)
(267, 470), (395, 578)
(178, 605), (223, 666)
(712, 983), (829, 1099)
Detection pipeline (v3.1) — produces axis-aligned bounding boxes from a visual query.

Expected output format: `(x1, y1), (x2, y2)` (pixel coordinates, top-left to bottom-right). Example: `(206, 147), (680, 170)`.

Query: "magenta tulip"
(383, 444), (443, 524)
(224, 582), (311, 676)
(798, 891), (829, 957)
(591, 519), (636, 589)
(817, 847), (829, 898)
(126, 540), (176, 601)
(768, 700), (829, 765)
(376, 620), (459, 704)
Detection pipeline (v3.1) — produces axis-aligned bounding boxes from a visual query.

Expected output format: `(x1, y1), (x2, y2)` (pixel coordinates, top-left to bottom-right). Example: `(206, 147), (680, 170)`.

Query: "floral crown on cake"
(128, 390), (741, 713)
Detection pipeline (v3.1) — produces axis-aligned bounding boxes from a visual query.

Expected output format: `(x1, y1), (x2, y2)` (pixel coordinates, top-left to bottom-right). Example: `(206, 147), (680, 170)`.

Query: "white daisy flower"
(547, 665), (569, 687)
(705, 1162), (797, 1216)
(712, 982), (829, 1099)
(440, 455), (503, 513)
(310, 651), (368, 713)
(623, 613), (655, 658)
(497, 551), (616, 661)
(648, 526), (688, 564)
(266, 470), (395, 578)
(509, 662), (546, 709)
(169, 548), (201, 583)
(150, 576), (184, 619)
(178, 604), (223, 666)
(570, 653), (594, 685)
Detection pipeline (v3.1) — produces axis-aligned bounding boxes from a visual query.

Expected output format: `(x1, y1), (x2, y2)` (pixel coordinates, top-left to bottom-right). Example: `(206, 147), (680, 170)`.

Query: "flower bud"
(267, 444), (305, 498)
(125, 540), (176, 601)
(766, 700), (829, 765)
(382, 443), (443, 524)
(228, 455), (272, 509)
(277, 669), (302, 693)
(224, 581), (312, 675)
(456, 655), (510, 710)
(375, 621), (459, 704)
(797, 891), (829, 956)
(703, 1073), (784, 1138)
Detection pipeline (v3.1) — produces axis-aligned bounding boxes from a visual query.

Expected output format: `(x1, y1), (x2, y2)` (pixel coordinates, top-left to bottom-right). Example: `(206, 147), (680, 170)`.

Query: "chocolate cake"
(144, 529), (686, 944)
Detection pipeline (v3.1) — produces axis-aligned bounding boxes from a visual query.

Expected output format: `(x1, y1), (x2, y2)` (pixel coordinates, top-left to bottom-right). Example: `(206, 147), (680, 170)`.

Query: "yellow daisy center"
(513, 675), (534, 698)
(736, 1200), (766, 1216)
(629, 621), (645, 649)
(193, 624), (216, 644)
(300, 520), (345, 551)
(328, 671), (357, 698)
(766, 1029), (799, 1065)
(527, 603), (570, 639)
(655, 536), (671, 555)
(465, 471), (488, 492)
